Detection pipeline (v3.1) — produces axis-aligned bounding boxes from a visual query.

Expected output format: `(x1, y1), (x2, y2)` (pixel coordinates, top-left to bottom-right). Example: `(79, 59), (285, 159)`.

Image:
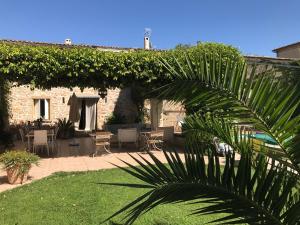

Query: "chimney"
(144, 28), (152, 50)
(64, 38), (72, 45)
(144, 36), (150, 50)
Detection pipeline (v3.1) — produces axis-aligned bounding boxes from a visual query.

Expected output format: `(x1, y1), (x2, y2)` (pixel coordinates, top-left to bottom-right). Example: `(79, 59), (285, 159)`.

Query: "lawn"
(0, 168), (240, 225)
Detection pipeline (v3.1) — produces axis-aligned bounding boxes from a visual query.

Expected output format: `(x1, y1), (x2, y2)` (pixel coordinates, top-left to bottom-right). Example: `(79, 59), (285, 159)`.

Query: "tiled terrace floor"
(0, 137), (233, 192)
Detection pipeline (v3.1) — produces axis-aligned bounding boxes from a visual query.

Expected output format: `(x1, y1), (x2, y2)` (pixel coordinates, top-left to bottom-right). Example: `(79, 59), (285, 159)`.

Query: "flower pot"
(6, 166), (30, 184)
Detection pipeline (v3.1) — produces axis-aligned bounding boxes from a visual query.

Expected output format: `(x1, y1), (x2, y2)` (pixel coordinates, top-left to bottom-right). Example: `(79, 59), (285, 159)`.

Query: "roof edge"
(272, 41), (300, 52)
(0, 39), (146, 51)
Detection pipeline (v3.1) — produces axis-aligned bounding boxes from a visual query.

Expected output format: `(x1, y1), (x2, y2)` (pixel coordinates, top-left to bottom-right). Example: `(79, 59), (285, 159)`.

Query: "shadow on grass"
(109, 219), (171, 225)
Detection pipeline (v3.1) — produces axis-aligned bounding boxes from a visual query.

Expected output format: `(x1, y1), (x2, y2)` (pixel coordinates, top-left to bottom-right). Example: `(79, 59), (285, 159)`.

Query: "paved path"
(0, 151), (230, 193)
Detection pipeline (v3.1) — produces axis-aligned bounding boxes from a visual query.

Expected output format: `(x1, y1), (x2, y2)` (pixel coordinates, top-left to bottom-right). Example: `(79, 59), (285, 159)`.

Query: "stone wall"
(276, 47), (300, 59)
(162, 101), (185, 132)
(144, 99), (185, 131)
(8, 85), (138, 129)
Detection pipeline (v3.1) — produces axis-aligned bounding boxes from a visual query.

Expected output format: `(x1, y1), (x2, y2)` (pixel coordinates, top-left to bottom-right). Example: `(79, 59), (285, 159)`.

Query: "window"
(34, 99), (50, 120)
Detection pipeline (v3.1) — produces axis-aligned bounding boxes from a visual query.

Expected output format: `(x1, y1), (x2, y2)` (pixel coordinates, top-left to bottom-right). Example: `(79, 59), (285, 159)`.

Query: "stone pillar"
(150, 99), (163, 130)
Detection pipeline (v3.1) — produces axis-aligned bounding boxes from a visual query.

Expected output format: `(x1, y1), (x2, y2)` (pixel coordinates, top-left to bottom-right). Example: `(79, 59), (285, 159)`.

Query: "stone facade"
(8, 85), (138, 130)
(273, 42), (300, 59)
(162, 101), (185, 131)
(7, 45), (295, 133)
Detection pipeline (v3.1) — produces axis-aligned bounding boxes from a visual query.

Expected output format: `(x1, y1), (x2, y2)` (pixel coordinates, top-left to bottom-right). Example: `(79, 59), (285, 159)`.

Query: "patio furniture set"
(18, 123), (59, 156)
(90, 128), (165, 156)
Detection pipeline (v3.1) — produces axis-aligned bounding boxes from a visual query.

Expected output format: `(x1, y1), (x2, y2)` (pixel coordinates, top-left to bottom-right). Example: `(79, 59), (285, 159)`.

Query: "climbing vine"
(0, 77), (9, 124)
(0, 42), (243, 91)
(0, 42), (243, 132)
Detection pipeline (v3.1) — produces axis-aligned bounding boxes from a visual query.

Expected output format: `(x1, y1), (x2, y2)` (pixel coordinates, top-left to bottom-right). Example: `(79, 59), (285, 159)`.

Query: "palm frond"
(159, 53), (300, 173)
(103, 148), (299, 225)
(183, 114), (298, 171)
(103, 52), (300, 225)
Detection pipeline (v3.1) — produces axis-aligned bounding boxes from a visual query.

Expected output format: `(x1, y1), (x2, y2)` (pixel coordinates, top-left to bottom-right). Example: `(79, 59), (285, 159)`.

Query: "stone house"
(4, 38), (185, 132)
(3, 39), (297, 132)
(273, 41), (300, 58)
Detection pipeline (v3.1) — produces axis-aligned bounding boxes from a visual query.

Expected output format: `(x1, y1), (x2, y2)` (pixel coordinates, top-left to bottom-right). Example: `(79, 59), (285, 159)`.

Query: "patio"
(0, 136), (180, 192)
(0, 136), (240, 193)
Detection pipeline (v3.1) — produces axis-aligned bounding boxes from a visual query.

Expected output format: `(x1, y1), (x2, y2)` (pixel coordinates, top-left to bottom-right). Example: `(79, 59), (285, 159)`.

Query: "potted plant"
(57, 118), (75, 139)
(33, 117), (43, 129)
(0, 150), (39, 184)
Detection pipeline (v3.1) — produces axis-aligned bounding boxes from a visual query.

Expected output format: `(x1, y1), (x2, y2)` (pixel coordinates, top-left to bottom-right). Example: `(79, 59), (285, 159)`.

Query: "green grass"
(0, 168), (238, 225)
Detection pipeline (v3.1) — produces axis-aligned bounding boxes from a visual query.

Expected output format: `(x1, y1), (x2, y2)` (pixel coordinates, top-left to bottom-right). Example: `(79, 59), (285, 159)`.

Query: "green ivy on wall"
(0, 41), (243, 132)
(0, 42), (243, 91)
(0, 78), (9, 126)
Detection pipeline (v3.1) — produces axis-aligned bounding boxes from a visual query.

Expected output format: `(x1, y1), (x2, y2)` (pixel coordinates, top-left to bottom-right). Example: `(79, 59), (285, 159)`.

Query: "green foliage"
(131, 84), (147, 123)
(160, 53), (300, 173)
(0, 42), (242, 91)
(102, 148), (299, 225)
(57, 118), (74, 139)
(0, 150), (39, 175)
(0, 131), (14, 149)
(174, 43), (193, 50)
(274, 61), (300, 116)
(0, 78), (10, 132)
(104, 53), (300, 224)
(105, 113), (126, 125)
(0, 79), (11, 150)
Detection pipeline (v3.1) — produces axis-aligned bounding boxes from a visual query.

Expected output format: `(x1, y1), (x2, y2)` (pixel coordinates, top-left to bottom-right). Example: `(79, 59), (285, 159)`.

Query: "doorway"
(69, 95), (99, 131)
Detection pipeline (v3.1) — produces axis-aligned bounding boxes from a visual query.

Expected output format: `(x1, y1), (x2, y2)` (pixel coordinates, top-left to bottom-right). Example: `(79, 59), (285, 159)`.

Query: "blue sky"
(0, 0), (299, 56)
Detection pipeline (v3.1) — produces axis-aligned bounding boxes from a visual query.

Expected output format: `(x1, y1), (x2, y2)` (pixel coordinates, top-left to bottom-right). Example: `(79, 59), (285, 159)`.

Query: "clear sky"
(0, 0), (299, 56)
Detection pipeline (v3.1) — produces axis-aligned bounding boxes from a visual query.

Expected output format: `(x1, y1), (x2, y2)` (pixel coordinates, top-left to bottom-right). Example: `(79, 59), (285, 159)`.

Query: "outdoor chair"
(147, 130), (164, 151)
(93, 132), (112, 156)
(158, 126), (174, 144)
(52, 126), (60, 151)
(33, 130), (50, 156)
(118, 128), (138, 149)
(213, 137), (232, 156)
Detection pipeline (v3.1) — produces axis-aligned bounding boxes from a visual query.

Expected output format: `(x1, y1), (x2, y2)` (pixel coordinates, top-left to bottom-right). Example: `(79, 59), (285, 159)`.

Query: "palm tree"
(103, 52), (300, 224)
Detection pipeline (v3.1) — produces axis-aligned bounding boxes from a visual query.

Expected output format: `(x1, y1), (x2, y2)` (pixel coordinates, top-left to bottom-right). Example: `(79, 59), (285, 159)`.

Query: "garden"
(0, 41), (299, 224)
(0, 169), (241, 225)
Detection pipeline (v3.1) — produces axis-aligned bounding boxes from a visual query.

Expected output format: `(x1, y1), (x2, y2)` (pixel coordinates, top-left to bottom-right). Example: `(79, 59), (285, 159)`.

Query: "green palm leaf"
(159, 53), (300, 173)
(103, 52), (300, 225)
(102, 148), (299, 225)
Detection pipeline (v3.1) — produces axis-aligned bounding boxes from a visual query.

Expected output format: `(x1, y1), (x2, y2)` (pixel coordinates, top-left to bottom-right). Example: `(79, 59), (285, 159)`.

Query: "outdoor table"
(89, 131), (113, 137)
(25, 129), (55, 151)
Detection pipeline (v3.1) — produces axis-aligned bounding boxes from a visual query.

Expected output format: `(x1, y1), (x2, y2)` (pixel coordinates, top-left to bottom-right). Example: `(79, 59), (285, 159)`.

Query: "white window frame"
(34, 98), (50, 120)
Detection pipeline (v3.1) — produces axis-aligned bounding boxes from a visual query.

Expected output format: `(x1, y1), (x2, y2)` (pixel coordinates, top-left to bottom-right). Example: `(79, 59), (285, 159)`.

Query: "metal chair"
(147, 130), (164, 151)
(213, 137), (232, 156)
(52, 126), (60, 151)
(93, 132), (112, 156)
(33, 130), (50, 156)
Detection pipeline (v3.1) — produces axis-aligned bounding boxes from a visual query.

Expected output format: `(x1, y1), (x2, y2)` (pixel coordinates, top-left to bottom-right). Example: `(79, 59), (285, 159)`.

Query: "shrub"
(0, 150), (39, 175)
(0, 131), (14, 150)
(105, 113), (126, 125)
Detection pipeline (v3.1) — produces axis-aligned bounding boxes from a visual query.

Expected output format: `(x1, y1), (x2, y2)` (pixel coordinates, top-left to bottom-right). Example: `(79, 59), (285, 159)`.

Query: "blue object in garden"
(251, 133), (277, 145)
